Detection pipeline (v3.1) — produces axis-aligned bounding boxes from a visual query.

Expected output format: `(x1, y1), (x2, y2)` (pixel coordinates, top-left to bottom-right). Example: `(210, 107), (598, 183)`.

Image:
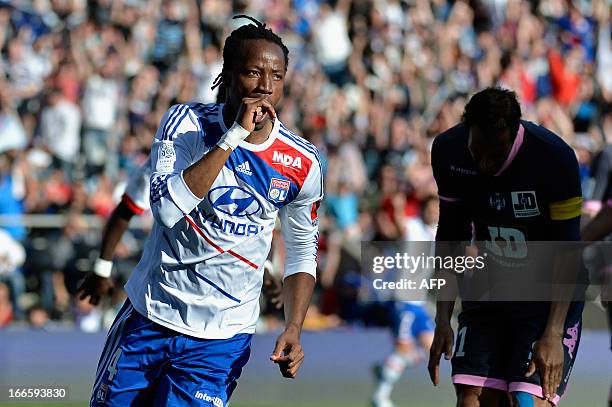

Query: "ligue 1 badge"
(157, 141), (176, 172)
(268, 178), (290, 203)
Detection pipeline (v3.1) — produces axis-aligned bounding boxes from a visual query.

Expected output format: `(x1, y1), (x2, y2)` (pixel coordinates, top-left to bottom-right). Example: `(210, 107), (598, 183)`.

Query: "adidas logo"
(235, 161), (252, 176)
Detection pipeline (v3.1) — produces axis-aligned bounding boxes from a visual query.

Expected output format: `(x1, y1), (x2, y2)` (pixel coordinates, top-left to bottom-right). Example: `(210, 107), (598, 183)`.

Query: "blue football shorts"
(91, 299), (252, 407)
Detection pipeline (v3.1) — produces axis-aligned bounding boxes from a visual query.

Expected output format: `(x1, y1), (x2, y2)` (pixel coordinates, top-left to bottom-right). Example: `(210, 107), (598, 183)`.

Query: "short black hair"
(462, 87), (522, 138)
(212, 15), (289, 103)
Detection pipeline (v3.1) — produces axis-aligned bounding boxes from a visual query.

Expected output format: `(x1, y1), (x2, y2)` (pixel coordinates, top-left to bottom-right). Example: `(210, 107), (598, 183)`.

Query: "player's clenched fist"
(235, 97), (277, 133)
(427, 322), (454, 386)
(76, 274), (114, 306)
(270, 325), (304, 379)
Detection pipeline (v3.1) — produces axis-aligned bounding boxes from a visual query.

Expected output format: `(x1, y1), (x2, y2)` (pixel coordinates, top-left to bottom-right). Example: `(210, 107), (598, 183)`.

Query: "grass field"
(2, 317), (609, 407)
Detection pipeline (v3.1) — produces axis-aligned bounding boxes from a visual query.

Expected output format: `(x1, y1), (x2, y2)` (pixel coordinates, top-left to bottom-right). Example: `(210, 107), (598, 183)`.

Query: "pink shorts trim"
(509, 382), (561, 405)
(452, 374), (508, 391)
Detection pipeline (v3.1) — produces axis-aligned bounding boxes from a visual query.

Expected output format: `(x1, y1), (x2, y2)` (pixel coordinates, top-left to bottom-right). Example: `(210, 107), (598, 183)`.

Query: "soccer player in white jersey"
(90, 15), (323, 406)
(76, 159), (283, 308)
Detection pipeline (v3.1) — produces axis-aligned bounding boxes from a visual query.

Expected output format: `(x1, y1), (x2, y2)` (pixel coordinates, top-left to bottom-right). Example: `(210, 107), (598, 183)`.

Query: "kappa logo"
(511, 191), (539, 218)
(272, 151), (302, 170)
(563, 321), (579, 360)
(268, 178), (290, 203)
(235, 161), (252, 176)
(450, 165), (476, 175)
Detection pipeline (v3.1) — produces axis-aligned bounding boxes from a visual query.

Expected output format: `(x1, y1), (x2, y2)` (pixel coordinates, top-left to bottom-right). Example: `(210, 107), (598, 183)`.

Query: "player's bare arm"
(428, 300), (455, 386)
(271, 272), (315, 378)
(582, 204), (612, 241)
(182, 97), (276, 199)
(76, 199), (136, 305)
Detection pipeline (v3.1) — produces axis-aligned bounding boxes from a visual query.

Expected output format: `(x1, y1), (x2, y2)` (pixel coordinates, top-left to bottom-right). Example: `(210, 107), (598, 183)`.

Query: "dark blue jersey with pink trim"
(432, 120), (582, 244)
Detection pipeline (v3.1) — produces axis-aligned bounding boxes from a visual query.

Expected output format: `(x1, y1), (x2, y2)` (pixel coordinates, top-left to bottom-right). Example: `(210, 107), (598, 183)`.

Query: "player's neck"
(245, 120), (274, 144)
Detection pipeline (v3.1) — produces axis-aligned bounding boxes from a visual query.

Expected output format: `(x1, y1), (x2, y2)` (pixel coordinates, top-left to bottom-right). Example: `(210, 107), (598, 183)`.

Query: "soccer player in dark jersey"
(427, 88), (584, 407)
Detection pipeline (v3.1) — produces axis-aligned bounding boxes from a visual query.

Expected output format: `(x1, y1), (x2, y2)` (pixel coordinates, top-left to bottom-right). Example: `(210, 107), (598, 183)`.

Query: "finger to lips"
(260, 100), (276, 117)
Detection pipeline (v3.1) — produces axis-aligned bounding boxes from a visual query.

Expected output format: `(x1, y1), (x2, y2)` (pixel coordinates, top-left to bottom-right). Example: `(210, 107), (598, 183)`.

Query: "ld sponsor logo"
(511, 191), (539, 218)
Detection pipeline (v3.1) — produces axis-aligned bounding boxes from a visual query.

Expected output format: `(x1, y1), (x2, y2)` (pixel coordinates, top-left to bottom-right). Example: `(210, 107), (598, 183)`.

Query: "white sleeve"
(122, 160), (151, 213)
(150, 104), (209, 228)
(279, 156), (324, 280)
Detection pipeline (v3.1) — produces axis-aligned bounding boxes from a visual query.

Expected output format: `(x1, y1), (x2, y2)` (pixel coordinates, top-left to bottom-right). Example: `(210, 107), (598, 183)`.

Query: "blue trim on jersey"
(167, 106), (190, 141)
(278, 126), (324, 200)
(226, 148), (300, 207)
(278, 124), (317, 155)
(161, 232), (241, 303)
(163, 105), (187, 141)
(150, 175), (170, 203)
(150, 185), (168, 204)
(193, 103), (224, 148)
(200, 119), (223, 149)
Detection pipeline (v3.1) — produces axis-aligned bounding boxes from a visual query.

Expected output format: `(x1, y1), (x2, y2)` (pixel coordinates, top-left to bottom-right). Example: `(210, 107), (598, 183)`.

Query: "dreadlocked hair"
(212, 15), (289, 103)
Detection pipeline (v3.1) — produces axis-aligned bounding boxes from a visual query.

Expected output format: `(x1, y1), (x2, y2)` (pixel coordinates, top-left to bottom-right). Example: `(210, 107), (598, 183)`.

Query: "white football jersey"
(125, 103), (323, 339)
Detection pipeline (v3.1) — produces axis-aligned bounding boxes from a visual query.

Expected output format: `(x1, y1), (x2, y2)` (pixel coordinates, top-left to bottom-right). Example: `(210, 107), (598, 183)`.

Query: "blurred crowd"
(0, 0), (611, 331)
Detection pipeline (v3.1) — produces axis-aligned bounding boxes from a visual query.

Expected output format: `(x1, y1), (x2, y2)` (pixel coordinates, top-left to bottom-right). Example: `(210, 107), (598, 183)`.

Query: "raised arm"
(151, 100), (275, 228)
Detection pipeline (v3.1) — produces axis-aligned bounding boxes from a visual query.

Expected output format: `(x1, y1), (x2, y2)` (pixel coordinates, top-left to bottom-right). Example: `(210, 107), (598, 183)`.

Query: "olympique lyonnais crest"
(268, 178), (290, 203)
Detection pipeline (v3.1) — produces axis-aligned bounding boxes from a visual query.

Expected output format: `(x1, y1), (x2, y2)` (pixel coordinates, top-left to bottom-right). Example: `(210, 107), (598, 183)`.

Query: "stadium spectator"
(38, 88), (82, 174)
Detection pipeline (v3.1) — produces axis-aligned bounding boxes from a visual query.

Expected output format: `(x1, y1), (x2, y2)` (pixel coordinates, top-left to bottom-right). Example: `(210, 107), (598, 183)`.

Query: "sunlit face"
(468, 126), (514, 175)
(227, 39), (286, 131)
